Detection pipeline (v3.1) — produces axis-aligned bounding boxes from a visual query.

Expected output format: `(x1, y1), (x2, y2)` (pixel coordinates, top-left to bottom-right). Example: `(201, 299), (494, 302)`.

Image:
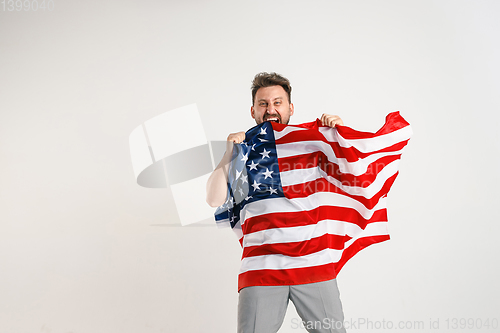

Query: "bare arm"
(206, 131), (246, 208)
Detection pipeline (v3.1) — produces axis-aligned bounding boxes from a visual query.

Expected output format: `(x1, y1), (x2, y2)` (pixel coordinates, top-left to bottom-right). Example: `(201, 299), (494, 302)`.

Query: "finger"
(327, 117), (335, 127)
(321, 114), (327, 126)
(331, 116), (343, 128)
(332, 116), (343, 127)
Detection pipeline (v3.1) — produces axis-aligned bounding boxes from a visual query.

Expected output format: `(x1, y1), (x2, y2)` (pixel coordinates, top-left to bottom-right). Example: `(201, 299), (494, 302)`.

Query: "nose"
(266, 104), (277, 114)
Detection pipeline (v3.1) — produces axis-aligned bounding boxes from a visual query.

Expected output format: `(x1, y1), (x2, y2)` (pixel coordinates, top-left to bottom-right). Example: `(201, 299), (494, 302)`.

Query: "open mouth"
(264, 116), (281, 123)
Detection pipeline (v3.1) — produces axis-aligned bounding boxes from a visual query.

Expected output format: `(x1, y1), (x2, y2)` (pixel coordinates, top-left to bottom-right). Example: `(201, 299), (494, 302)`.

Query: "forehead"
(255, 85), (287, 101)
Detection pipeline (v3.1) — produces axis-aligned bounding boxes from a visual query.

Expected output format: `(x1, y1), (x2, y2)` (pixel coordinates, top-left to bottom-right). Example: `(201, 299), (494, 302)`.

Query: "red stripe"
(236, 113), (409, 291)
(242, 233), (352, 258)
(278, 150), (402, 177)
(276, 132), (408, 163)
(238, 234), (390, 291)
(337, 112), (410, 139)
(278, 151), (323, 172)
(333, 234), (390, 273)
(243, 206), (388, 235)
(282, 173), (399, 210)
(272, 120), (319, 132)
(318, 154), (402, 185)
(272, 112), (409, 140)
(238, 262), (338, 291)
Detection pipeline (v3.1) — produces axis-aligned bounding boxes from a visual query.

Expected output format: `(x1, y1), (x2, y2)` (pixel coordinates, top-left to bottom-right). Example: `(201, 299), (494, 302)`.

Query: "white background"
(1, 1), (499, 332)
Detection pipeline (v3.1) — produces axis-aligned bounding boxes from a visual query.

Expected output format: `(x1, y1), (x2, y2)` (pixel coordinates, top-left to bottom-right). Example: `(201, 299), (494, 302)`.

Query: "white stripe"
(280, 159), (400, 199)
(273, 126), (308, 140)
(319, 125), (412, 153)
(243, 220), (364, 247)
(344, 221), (388, 248)
(274, 123), (411, 154)
(280, 167), (322, 185)
(239, 222), (388, 274)
(276, 140), (404, 176)
(240, 248), (343, 273)
(240, 192), (387, 225)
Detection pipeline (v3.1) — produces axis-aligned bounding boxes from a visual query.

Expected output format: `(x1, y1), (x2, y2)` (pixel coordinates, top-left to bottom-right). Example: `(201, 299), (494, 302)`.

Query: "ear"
(289, 103), (294, 116)
(250, 106), (255, 119)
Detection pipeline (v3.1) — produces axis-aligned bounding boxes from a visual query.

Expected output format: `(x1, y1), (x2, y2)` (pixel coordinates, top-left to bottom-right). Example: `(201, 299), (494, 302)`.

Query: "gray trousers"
(238, 279), (346, 333)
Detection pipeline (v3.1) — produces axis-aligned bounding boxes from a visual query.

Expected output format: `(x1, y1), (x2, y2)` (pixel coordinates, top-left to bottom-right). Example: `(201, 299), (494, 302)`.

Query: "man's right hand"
(227, 131), (245, 144)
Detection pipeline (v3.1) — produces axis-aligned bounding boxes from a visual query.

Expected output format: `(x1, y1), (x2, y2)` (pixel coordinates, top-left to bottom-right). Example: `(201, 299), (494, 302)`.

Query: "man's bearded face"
(251, 85), (294, 125)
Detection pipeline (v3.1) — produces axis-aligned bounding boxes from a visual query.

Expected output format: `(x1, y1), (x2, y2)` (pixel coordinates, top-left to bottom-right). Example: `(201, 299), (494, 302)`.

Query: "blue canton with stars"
(215, 122), (285, 229)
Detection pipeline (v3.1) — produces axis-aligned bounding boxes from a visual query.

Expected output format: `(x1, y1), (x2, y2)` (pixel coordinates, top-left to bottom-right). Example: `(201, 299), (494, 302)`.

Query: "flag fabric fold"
(215, 112), (412, 291)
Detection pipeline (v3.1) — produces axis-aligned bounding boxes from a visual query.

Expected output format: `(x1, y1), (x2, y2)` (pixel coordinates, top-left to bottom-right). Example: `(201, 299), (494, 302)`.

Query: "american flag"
(215, 112), (412, 290)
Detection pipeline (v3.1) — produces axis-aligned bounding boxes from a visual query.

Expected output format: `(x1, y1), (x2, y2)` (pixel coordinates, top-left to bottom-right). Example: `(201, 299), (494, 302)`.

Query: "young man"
(206, 72), (347, 333)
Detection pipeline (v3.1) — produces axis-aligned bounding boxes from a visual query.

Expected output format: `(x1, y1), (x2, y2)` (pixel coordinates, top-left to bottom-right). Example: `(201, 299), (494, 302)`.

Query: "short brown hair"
(251, 72), (292, 105)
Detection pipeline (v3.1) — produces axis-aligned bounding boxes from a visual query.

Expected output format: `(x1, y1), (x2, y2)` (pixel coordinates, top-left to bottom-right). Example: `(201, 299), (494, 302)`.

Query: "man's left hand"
(320, 114), (344, 128)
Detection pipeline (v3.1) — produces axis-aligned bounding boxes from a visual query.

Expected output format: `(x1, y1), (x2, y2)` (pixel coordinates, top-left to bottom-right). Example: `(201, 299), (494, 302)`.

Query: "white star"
(269, 187), (278, 195)
(258, 138), (268, 142)
(241, 153), (248, 163)
(262, 168), (273, 179)
(260, 148), (271, 159)
(251, 180), (261, 191)
(251, 144), (256, 151)
(235, 169), (242, 180)
(241, 174), (248, 184)
(238, 187), (244, 196)
(260, 127), (267, 135)
(248, 160), (259, 170)
(229, 197), (234, 206)
(245, 195), (253, 201)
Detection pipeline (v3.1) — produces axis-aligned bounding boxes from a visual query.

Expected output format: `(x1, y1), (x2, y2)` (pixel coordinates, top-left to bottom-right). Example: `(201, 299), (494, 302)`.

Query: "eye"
(259, 102), (267, 107)
(275, 101), (281, 105)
